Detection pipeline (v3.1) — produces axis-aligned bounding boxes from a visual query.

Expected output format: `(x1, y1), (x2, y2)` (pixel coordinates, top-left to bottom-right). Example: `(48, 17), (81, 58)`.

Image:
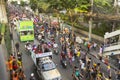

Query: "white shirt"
(53, 43), (58, 48)
(99, 47), (102, 54)
(81, 62), (85, 69)
(94, 43), (97, 47)
(38, 34), (42, 40)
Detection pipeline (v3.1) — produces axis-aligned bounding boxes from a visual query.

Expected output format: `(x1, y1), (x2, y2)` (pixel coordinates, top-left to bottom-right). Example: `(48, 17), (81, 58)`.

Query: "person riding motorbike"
(60, 51), (66, 61)
(53, 42), (58, 54)
(25, 41), (32, 55)
(25, 42), (31, 50)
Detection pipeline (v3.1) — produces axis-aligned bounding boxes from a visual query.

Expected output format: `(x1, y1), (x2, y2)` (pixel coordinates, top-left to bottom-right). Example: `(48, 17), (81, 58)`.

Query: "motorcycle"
(53, 43), (59, 55)
(54, 48), (59, 55)
(25, 43), (32, 55)
(61, 59), (67, 68)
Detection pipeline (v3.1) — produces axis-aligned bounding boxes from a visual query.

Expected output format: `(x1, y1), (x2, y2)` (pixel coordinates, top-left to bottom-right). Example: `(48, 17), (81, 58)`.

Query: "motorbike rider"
(25, 41), (31, 50)
(60, 51), (66, 61)
(53, 42), (58, 54)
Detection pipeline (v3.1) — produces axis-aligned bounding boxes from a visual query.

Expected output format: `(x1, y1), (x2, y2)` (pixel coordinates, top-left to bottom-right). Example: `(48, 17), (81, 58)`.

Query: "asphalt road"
(12, 28), (73, 80)
(12, 28), (117, 80)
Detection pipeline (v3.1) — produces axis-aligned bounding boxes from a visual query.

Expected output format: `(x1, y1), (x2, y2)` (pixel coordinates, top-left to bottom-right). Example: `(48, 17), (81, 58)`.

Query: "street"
(12, 28), (73, 80)
(11, 28), (117, 80)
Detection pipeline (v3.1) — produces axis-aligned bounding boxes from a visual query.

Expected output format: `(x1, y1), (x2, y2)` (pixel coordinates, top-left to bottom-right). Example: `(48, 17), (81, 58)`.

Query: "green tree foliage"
(29, 0), (38, 11)
(10, 1), (17, 5)
(94, 0), (112, 13)
(20, 1), (26, 7)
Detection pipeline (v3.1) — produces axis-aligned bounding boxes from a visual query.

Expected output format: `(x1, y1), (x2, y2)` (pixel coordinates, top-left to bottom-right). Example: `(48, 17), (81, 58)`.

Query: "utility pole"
(89, 0), (93, 41)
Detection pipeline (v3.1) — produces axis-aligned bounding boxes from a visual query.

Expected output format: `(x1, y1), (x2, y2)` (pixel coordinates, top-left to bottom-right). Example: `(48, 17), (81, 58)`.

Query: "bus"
(103, 30), (120, 56)
(17, 20), (34, 42)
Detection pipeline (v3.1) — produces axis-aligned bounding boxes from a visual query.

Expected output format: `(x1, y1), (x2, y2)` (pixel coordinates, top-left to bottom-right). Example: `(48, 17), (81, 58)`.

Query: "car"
(37, 57), (62, 80)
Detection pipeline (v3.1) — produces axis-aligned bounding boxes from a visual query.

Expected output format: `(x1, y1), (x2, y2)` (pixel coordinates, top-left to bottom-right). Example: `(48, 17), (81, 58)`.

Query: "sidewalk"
(0, 32), (9, 80)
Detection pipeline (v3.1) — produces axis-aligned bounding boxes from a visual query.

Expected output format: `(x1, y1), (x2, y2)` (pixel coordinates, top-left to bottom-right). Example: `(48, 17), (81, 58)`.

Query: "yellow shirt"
(17, 60), (22, 67)
(77, 51), (80, 57)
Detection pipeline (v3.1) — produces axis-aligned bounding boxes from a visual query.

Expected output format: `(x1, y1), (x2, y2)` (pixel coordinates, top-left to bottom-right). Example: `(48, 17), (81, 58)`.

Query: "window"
(42, 62), (56, 71)
(20, 31), (33, 35)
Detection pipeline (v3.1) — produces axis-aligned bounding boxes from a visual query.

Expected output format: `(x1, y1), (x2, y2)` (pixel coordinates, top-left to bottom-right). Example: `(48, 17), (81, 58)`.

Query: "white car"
(37, 57), (62, 80)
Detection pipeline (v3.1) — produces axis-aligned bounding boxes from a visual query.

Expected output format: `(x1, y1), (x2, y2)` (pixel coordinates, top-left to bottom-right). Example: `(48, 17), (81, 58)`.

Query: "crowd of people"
(6, 53), (26, 80)
(37, 18), (120, 80)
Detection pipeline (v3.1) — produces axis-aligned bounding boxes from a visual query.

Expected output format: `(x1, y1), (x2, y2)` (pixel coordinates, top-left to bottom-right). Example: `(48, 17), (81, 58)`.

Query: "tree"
(29, 0), (38, 11)
(20, 1), (26, 7)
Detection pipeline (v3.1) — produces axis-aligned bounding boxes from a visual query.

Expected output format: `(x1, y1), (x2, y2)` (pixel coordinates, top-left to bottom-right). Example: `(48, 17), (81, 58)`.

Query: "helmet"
(31, 73), (34, 77)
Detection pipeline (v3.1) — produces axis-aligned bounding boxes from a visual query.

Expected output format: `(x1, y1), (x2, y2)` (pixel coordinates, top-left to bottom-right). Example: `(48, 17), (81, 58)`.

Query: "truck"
(30, 48), (62, 80)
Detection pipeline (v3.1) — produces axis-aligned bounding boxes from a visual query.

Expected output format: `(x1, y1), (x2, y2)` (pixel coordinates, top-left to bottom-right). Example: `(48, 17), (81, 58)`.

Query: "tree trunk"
(112, 22), (116, 31)
(89, 17), (92, 41)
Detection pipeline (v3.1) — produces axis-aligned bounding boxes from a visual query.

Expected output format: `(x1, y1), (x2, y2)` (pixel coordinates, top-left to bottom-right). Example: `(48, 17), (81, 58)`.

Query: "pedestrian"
(98, 46), (103, 60)
(12, 71), (19, 80)
(107, 65), (111, 78)
(87, 42), (91, 53)
(79, 59), (85, 75)
(6, 58), (13, 80)
(18, 69), (26, 80)
(93, 42), (97, 51)
(85, 67), (91, 80)
(13, 60), (18, 71)
(15, 42), (19, 53)
(10, 32), (13, 40)
(0, 33), (2, 44)
(90, 67), (97, 80)
(116, 71), (120, 80)
(76, 49), (81, 62)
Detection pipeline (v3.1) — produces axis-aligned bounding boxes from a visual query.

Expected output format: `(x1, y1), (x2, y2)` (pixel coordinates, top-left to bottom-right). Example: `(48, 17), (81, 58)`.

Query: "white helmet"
(31, 73), (34, 77)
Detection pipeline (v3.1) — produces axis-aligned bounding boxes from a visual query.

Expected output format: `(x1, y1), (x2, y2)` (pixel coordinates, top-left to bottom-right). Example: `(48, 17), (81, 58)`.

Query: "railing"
(104, 41), (120, 48)
(103, 41), (120, 56)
